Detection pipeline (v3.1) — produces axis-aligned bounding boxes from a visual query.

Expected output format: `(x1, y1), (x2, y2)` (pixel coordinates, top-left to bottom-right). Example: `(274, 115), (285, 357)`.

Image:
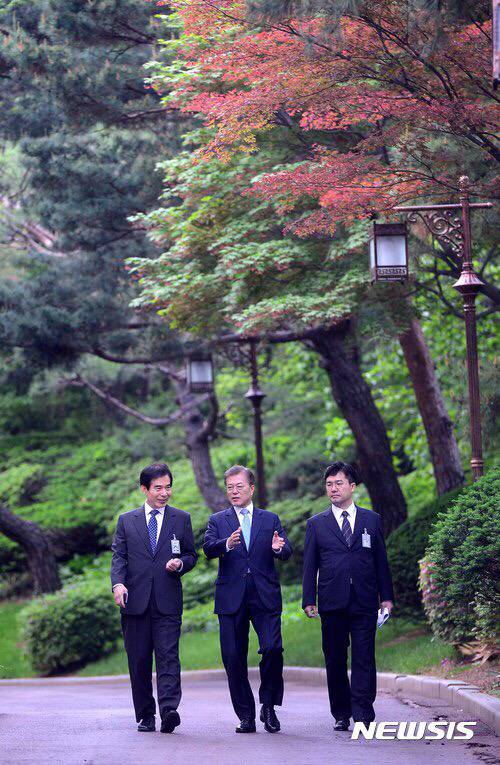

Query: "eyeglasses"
(226, 484), (247, 492)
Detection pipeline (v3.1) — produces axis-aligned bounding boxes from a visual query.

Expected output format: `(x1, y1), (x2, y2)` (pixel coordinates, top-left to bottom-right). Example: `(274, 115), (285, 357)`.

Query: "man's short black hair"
(224, 465), (255, 486)
(139, 462), (173, 490)
(323, 461), (359, 485)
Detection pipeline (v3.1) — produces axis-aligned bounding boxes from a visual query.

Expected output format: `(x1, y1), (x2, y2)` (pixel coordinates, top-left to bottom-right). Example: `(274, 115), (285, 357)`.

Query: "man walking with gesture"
(204, 465), (292, 734)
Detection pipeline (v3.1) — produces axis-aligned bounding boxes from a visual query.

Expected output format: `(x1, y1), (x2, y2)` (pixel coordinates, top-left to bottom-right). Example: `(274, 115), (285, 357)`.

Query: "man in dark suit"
(203, 465), (292, 734)
(302, 461), (394, 731)
(111, 462), (197, 733)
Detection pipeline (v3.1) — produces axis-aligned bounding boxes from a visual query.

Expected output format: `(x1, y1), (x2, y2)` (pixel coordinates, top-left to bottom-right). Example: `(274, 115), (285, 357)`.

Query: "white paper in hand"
(377, 607), (390, 628)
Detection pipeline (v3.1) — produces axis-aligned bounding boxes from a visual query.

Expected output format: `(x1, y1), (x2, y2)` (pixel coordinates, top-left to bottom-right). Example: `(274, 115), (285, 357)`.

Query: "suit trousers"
(320, 585), (378, 723)
(218, 574), (284, 721)
(121, 589), (182, 722)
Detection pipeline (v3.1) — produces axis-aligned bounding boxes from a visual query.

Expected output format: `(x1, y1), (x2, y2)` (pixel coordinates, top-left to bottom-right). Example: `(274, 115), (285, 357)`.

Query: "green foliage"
(0, 462), (46, 507)
(128, 136), (363, 335)
(19, 580), (121, 674)
(420, 469), (500, 650)
(0, 0), (183, 382)
(387, 488), (464, 617)
(271, 495), (328, 582)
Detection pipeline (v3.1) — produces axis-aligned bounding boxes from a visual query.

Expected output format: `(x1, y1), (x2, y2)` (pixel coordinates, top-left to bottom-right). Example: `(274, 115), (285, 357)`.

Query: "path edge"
(0, 666), (498, 735)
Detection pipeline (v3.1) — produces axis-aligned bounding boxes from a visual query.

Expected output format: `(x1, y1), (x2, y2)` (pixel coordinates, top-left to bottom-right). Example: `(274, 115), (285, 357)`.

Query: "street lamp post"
(391, 176), (493, 481)
(245, 339), (267, 508)
(212, 338), (268, 508)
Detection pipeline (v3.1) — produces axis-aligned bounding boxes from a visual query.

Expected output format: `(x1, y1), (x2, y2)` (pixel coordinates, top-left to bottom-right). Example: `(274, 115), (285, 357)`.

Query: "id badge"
(362, 528), (371, 549)
(171, 534), (181, 555)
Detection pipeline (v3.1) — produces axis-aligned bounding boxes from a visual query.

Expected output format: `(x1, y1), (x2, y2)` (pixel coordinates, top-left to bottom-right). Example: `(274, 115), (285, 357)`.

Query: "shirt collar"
(234, 501), (254, 516)
(145, 501), (165, 516)
(331, 501), (356, 519)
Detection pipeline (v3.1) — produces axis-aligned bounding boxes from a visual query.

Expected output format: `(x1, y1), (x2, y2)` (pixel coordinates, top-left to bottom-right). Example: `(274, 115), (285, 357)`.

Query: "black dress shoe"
(235, 718), (256, 733)
(334, 718), (350, 731)
(137, 716), (155, 732)
(260, 705), (281, 733)
(160, 710), (181, 733)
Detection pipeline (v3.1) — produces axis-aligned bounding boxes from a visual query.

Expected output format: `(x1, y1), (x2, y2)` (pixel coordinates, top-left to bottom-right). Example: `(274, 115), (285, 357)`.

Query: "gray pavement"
(0, 676), (498, 765)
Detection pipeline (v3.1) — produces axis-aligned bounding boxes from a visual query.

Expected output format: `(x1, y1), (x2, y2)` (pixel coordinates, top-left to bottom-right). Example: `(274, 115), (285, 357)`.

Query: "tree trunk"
(0, 503), (61, 594)
(174, 383), (228, 513)
(308, 321), (407, 535)
(398, 317), (465, 495)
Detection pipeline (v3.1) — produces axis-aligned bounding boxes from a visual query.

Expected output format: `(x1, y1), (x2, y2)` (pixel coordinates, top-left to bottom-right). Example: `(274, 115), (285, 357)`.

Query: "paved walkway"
(0, 676), (498, 765)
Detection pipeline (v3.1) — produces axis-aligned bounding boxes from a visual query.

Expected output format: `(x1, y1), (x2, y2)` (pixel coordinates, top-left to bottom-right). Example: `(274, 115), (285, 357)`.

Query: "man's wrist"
(226, 539), (232, 552)
(113, 583), (125, 590)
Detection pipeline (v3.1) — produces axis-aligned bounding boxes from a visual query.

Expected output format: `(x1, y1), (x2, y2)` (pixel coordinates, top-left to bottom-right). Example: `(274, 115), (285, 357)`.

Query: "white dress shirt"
(145, 502), (183, 569)
(331, 502), (356, 533)
(145, 501), (165, 543)
(226, 501), (253, 551)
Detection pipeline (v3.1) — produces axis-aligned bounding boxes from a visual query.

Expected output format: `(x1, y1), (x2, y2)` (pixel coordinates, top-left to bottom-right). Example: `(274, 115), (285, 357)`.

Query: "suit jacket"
(203, 506), (292, 615)
(302, 505), (394, 613)
(110, 504), (197, 616)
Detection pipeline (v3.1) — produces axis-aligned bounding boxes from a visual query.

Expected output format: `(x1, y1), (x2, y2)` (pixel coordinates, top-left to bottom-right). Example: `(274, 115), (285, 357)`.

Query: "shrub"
(420, 469), (500, 660)
(386, 488), (463, 617)
(20, 580), (121, 674)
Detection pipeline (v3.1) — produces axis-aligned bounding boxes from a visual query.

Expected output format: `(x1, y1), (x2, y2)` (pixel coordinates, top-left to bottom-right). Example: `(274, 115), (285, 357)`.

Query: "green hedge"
(420, 469), (500, 654)
(19, 581), (121, 674)
(386, 488), (463, 617)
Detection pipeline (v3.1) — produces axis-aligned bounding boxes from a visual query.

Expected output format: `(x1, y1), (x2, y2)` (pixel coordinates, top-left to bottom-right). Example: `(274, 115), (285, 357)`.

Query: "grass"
(78, 612), (452, 677)
(0, 600), (34, 678)
(0, 598), (454, 680)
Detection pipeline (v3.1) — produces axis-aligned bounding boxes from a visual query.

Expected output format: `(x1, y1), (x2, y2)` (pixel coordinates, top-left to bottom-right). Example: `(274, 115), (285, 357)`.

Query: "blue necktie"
(148, 509), (159, 554)
(240, 507), (251, 548)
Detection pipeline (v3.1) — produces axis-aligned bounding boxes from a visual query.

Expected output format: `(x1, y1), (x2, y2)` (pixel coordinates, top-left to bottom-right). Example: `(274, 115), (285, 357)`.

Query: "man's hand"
(113, 584), (128, 608)
(304, 605), (318, 618)
(227, 527), (242, 550)
(380, 600), (394, 614)
(166, 558), (182, 572)
(272, 530), (285, 552)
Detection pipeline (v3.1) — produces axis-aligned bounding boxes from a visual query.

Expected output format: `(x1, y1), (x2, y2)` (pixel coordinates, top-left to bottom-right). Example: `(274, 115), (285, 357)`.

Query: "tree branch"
(69, 374), (209, 426)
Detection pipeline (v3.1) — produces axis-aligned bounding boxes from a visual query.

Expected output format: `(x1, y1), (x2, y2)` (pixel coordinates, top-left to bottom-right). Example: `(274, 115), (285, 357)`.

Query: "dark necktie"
(148, 509), (159, 554)
(341, 510), (353, 547)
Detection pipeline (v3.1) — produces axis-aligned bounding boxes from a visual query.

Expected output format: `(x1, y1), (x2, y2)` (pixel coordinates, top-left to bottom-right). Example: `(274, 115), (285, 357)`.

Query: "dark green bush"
(20, 581), (121, 674)
(420, 469), (500, 653)
(386, 488), (463, 617)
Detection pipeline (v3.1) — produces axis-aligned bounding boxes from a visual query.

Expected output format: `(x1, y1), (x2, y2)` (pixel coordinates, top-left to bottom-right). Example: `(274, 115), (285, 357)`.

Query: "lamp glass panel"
(190, 360), (213, 384)
(375, 235), (407, 266)
(369, 238), (376, 269)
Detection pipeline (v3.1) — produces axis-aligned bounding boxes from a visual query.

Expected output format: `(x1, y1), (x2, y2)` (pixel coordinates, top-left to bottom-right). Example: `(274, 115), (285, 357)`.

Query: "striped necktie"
(148, 509), (159, 553)
(341, 510), (353, 547)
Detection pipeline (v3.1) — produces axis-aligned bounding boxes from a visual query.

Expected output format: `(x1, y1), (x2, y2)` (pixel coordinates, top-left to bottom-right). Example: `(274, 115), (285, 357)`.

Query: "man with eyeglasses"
(203, 464), (292, 734)
(111, 462), (197, 734)
(302, 461), (394, 732)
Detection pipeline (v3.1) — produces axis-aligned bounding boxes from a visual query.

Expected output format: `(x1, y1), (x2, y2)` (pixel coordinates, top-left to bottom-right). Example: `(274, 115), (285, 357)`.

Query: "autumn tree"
(128, 0), (498, 524)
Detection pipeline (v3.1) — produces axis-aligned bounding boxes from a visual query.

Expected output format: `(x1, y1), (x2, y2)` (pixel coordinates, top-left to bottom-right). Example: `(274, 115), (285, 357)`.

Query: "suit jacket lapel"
(133, 506), (153, 556)
(351, 505), (366, 548)
(248, 507), (263, 553)
(225, 507), (240, 534)
(323, 507), (350, 548)
(155, 505), (176, 557)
